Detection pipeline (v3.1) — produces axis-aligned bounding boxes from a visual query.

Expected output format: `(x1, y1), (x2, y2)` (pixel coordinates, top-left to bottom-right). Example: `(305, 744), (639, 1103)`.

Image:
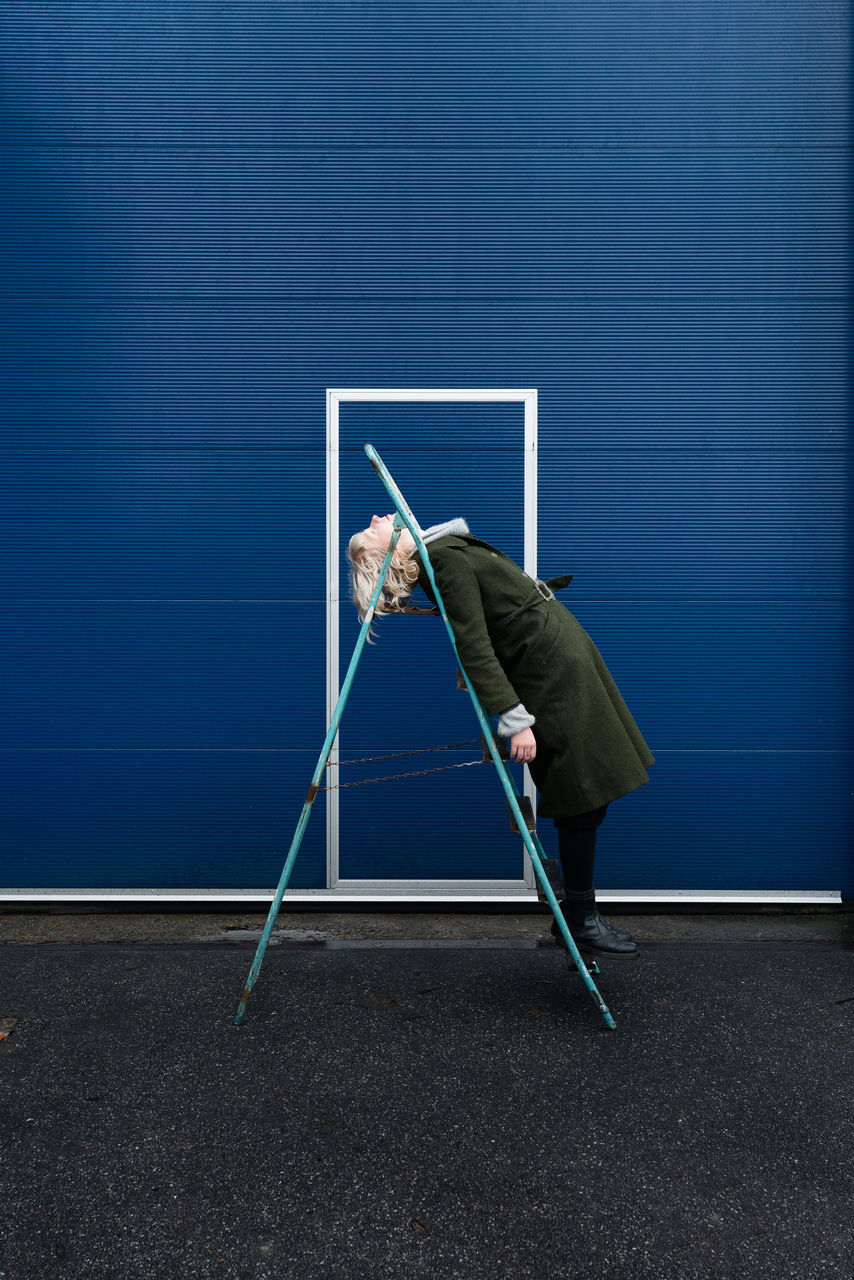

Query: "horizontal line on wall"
(0, 598), (335, 603)
(0, 889), (842, 906)
(0, 445), (851, 454)
(646, 748), (854, 755)
(0, 446), (521, 454)
(2, 294), (850, 304)
(1, 596), (851, 604)
(0, 748), (850, 755)
(0, 143), (847, 153)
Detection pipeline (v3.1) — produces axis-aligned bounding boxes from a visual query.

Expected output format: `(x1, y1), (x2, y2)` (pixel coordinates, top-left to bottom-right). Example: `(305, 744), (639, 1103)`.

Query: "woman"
(348, 513), (654, 959)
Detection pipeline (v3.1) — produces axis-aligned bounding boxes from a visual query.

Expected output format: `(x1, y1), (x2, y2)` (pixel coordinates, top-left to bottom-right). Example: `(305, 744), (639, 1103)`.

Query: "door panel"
(336, 404), (527, 882)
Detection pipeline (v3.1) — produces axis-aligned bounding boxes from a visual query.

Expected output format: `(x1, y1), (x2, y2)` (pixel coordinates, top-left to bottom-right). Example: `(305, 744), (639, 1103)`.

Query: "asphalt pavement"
(0, 909), (851, 1280)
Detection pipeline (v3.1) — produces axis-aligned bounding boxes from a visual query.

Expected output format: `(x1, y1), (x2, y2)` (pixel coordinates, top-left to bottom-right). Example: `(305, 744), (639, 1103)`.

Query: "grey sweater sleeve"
(497, 703), (536, 737)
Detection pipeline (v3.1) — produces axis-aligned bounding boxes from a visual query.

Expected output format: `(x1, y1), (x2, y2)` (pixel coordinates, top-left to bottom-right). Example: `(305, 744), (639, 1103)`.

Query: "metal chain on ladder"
(317, 737), (485, 791)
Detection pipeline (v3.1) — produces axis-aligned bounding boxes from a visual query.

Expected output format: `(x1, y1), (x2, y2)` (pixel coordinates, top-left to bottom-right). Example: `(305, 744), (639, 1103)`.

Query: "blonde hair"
(347, 531), (421, 630)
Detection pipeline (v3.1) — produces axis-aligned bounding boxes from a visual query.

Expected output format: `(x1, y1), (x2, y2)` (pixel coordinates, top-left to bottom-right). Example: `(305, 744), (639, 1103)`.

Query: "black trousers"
(553, 804), (609, 894)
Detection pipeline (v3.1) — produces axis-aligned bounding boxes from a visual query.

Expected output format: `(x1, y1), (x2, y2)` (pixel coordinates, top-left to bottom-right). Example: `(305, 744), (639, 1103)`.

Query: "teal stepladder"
(233, 444), (617, 1031)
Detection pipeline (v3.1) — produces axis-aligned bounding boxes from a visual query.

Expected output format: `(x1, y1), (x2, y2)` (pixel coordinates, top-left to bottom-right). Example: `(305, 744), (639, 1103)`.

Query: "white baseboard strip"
(0, 888), (842, 906)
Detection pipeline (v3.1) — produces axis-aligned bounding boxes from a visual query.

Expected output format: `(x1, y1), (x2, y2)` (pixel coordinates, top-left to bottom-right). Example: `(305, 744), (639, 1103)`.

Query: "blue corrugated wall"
(1, 3), (850, 895)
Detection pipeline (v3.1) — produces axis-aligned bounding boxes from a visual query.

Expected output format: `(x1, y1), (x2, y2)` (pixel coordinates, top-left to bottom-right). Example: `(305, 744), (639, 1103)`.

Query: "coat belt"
(489, 573), (574, 638)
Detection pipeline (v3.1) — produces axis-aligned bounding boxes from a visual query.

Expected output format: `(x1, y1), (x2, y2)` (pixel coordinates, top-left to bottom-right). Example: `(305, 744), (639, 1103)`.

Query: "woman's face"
(360, 513), (397, 553)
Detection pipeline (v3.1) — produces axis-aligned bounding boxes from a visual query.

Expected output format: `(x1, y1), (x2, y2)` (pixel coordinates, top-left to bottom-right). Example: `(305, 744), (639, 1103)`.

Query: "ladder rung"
(480, 733), (510, 763)
(506, 793), (537, 834)
(533, 856), (565, 904)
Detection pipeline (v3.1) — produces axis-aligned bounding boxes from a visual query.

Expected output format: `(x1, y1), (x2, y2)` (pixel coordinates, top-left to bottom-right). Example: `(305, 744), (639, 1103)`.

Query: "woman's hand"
(509, 727), (537, 763)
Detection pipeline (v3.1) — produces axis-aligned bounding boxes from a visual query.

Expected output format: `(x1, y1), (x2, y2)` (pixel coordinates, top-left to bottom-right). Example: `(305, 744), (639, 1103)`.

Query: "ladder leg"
(518, 821), (614, 1027)
(233, 793), (318, 1024)
(502, 775), (602, 978)
(364, 445), (616, 1030)
(233, 524), (404, 1025)
(477, 713), (612, 1010)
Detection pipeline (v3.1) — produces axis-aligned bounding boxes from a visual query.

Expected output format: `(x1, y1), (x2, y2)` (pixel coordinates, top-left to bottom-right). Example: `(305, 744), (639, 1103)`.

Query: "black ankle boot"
(550, 889), (638, 959)
(549, 887), (633, 942)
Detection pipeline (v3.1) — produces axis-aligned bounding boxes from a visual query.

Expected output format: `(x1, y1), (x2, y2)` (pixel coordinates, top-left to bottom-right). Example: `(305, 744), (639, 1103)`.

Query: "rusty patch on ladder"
(306, 783), (319, 804)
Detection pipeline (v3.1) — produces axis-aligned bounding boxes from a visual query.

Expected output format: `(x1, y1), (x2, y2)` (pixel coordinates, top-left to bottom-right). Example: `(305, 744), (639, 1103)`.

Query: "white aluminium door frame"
(326, 387), (539, 896)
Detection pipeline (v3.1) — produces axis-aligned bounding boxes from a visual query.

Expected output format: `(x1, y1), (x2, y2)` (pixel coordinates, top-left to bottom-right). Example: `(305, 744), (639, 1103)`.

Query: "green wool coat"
(414, 532), (655, 819)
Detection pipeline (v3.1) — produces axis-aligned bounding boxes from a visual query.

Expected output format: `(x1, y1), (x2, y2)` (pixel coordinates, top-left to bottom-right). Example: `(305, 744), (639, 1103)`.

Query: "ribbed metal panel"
(0, 749), (327, 890)
(2, 147), (847, 298)
(0, 452), (327, 595)
(0, 444), (845, 599)
(0, 2), (846, 145)
(0, 2), (850, 896)
(1, 300), (845, 451)
(3, 602), (326, 747)
(600, 751), (853, 893)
